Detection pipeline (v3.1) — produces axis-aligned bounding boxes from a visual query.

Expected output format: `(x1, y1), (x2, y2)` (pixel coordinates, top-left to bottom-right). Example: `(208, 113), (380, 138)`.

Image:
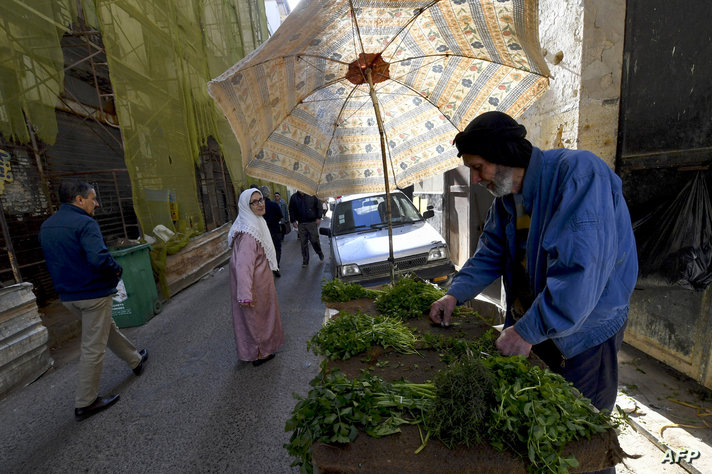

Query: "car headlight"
(427, 246), (448, 261)
(340, 264), (361, 277)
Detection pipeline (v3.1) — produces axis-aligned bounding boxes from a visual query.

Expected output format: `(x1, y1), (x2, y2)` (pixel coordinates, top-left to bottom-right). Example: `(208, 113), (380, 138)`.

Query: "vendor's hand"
(316, 218), (322, 226)
(495, 326), (532, 357)
(429, 294), (457, 326)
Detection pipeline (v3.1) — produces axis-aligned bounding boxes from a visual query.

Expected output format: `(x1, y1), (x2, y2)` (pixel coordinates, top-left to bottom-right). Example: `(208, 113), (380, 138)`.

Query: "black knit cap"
(453, 111), (533, 168)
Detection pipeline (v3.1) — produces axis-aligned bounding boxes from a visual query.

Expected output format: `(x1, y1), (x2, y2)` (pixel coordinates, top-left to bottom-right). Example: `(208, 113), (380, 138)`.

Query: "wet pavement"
(1, 231), (328, 473)
(2, 224), (711, 473)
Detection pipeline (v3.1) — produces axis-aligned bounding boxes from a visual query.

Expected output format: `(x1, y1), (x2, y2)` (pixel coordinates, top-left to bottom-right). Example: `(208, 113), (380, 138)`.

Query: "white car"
(320, 191), (455, 286)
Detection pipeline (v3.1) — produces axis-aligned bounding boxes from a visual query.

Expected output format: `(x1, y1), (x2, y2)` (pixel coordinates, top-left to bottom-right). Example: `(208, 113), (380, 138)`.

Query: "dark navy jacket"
(289, 192), (321, 223)
(448, 147), (638, 358)
(263, 197), (283, 238)
(39, 203), (122, 301)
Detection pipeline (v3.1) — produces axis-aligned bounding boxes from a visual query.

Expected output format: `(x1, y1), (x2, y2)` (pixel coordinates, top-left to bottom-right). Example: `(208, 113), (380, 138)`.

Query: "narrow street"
(1, 231), (329, 472)
(2, 225), (711, 473)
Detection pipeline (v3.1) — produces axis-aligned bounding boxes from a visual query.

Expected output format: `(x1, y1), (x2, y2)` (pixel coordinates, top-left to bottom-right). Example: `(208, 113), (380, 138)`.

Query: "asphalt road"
(1, 231), (330, 473)
(4, 221), (706, 474)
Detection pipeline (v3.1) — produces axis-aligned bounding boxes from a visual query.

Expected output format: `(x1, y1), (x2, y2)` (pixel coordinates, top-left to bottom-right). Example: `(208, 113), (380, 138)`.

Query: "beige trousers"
(63, 295), (141, 408)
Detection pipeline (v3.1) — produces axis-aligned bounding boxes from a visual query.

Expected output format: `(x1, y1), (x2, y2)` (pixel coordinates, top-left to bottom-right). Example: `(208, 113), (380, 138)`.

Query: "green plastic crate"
(109, 243), (161, 328)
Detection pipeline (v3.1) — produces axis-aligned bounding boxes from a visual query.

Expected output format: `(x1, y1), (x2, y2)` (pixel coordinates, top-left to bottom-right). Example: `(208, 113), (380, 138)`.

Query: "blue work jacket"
(448, 147), (638, 358)
(39, 204), (122, 301)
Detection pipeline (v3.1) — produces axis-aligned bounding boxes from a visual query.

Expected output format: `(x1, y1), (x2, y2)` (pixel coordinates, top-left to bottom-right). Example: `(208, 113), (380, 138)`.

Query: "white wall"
(519, 0), (584, 151)
(520, 0), (626, 168)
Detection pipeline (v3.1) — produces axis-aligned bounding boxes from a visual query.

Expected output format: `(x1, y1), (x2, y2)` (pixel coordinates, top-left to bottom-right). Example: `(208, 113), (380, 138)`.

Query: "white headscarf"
(228, 188), (279, 271)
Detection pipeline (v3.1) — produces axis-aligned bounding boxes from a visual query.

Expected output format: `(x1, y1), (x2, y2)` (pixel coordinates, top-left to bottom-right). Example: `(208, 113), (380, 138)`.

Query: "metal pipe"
(25, 116), (55, 213)
(112, 171), (128, 239)
(0, 198), (22, 283)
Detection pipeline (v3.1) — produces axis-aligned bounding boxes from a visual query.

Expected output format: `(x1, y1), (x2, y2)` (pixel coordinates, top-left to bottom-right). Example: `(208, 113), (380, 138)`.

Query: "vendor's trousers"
(63, 295), (141, 408)
(533, 322), (626, 413)
(298, 221), (323, 263)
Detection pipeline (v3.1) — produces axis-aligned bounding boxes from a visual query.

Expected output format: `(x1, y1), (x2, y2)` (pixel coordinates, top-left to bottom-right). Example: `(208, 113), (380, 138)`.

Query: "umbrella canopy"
(208, 0), (550, 199)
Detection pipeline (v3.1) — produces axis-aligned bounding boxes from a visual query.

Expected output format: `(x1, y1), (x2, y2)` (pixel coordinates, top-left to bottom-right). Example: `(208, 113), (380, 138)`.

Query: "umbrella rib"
(346, 0), (370, 86)
(389, 53), (550, 78)
(315, 84), (361, 192)
(380, 0), (442, 64)
(348, 0), (367, 56)
(376, 74), (460, 131)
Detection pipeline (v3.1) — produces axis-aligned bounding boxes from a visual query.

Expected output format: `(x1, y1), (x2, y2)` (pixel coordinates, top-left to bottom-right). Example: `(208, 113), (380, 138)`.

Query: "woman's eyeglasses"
(249, 198), (265, 206)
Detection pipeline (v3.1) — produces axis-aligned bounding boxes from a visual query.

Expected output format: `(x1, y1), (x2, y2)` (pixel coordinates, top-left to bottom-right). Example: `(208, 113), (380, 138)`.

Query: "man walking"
(39, 179), (148, 421)
(259, 185), (284, 276)
(274, 191), (289, 241)
(429, 111), (638, 424)
(288, 190), (324, 267)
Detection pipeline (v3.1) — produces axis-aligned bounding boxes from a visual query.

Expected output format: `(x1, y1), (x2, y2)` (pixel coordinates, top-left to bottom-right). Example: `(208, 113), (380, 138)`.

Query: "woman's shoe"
(252, 353), (276, 366)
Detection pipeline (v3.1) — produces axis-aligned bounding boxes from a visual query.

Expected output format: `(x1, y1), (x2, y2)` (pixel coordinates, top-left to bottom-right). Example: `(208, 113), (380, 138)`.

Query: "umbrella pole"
(366, 69), (395, 284)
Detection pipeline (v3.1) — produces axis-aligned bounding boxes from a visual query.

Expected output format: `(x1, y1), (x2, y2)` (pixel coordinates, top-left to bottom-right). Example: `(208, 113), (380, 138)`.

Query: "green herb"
(321, 278), (381, 302)
(425, 357), (495, 448)
(307, 311), (418, 360)
(284, 368), (435, 473)
(420, 329), (498, 364)
(483, 355), (616, 473)
(374, 275), (446, 320)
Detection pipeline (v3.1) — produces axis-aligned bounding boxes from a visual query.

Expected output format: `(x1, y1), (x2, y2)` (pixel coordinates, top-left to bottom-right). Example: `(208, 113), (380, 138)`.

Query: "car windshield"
(332, 193), (423, 236)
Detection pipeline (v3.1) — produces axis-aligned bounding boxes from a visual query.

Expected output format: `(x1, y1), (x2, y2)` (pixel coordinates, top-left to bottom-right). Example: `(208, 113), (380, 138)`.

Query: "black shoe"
(133, 349), (148, 376)
(252, 353), (276, 366)
(75, 394), (120, 421)
(302, 261), (308, 267)
(318, 252), (325, 261)
(273, 270), (281, 278)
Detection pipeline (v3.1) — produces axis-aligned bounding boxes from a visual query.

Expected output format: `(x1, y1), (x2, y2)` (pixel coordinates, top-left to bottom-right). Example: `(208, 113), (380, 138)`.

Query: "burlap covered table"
(311, 299), (624, 473)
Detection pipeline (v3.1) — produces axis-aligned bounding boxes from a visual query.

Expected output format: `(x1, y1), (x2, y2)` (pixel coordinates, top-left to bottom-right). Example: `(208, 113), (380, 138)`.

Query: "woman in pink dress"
(228, 188), (284, 366)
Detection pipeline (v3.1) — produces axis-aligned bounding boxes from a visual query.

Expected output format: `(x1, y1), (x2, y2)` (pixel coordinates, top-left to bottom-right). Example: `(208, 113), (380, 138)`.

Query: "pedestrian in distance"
(228, 188), (284, 367)
(39, 179), (148, 421)
(274, 191), (290, 241)
(259, 185), (284, 277)
(429, 111), (638, 421)
(289, 190), (324, 267)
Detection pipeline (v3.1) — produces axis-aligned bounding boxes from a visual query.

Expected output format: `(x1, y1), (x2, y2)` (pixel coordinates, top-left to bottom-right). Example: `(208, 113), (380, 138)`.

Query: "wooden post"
(366, 68), (395, 284)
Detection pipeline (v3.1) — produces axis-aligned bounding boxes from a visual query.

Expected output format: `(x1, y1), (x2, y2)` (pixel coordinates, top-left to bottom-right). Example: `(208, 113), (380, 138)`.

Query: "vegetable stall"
(286, 277), (625, 473)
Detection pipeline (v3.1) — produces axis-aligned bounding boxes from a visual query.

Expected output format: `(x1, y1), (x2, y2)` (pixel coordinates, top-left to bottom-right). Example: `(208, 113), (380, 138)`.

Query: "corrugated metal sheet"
(45, 110), (139, 243)
(0, 109), (138, 305)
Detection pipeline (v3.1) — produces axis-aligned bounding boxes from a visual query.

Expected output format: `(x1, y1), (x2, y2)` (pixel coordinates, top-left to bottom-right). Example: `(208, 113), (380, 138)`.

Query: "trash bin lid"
(109, 243), (152, 257)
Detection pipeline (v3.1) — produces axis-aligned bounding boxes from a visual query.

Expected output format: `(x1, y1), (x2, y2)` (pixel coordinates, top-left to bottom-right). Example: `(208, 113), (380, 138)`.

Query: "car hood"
(333, 222), (446, 265)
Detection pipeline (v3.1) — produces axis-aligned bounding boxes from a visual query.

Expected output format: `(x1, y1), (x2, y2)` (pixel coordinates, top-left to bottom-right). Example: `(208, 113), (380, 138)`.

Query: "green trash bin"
(109, 243), (162, 328)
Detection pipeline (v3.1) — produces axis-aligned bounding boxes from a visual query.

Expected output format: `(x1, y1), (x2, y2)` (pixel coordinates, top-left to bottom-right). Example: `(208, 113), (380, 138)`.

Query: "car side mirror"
(423, 210), (435, 219)
(319, 227), (332, 237)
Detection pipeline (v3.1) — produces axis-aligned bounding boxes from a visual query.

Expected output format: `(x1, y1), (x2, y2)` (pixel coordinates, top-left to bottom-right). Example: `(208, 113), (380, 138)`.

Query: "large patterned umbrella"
(208, 0), (549, 277)
(209, 0), (549, 198)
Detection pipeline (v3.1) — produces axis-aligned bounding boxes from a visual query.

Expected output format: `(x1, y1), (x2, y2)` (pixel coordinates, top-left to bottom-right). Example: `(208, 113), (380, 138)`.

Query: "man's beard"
(479, 165), (515, 197)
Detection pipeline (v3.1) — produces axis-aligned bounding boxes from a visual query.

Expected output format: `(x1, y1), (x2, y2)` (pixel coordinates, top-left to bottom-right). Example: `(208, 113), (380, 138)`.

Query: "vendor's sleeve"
(514, 172), (618, 345)
(447, 203), (507, 304)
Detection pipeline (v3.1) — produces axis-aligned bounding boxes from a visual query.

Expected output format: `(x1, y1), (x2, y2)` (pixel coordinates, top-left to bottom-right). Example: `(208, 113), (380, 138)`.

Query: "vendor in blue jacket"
(429, 111), (638, 414)
(39, 179), (148, 421)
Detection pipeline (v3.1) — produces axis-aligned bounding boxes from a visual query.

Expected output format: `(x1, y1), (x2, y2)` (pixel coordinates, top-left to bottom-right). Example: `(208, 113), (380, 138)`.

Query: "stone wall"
(520, 0), (583, 150)
(520, 0), (626, 168)
(578, 0), (626, 165)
